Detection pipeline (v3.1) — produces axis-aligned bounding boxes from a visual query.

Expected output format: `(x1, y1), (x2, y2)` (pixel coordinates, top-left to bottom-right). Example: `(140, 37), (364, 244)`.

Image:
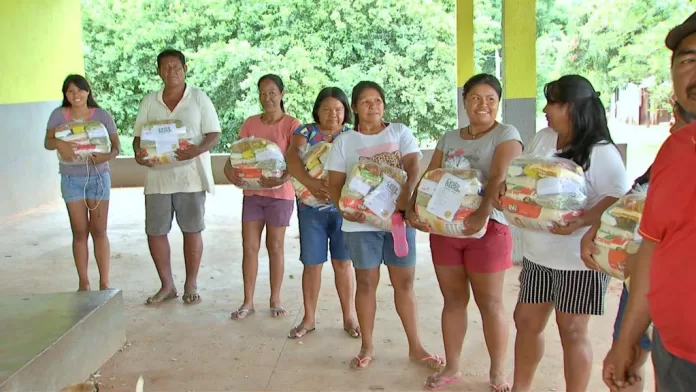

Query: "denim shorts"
(343, 228), (417, 270)
(613, 284), (652, 351)
(61, 172), (111, 203)
(297, 204), (350, 265)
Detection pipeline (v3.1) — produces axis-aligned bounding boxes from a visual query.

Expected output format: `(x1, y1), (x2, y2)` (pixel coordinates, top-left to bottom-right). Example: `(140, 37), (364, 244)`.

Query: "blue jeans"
(61, 172), (111, 203)
(343, 228), (417, 270)
(612, 284), (652, 351)
(297, 204), (350, 265)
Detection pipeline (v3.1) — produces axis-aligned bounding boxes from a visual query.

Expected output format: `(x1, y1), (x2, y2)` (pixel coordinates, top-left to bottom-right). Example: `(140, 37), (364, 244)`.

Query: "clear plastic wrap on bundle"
(140, 120), (194, 167)
(229, 137), (287, 190)
(415, 168), (487, 238)
(501, 155), (587, 232)
(339, 160), (407, 230)
(54, 121), (112, 165)
(291, 142), (332, 208)
(593, 190), (646, 280)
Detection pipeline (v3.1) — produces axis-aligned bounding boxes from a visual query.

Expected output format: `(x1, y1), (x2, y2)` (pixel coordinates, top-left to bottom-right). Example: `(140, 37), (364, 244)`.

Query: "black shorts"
(518, 258), (610, 315)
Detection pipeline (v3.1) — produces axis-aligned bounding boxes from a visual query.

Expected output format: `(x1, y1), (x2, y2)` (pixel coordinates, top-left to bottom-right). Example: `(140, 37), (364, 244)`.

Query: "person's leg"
(511, 259), (555, 392)
(328, 210), (358, 336)
(652, 329), (696, 392)
(290, 206), (329, 337)
(385, 228), (443, 369)
(86, 171), (112, 290)
(144, 194), (177, 303)
(343, 231), (383, 369)
(554, 269), (610, 392)
(465, 221), (514, 390)
(62, 175), (91, 291)
(174, 192), (207, 304)
(231, 196), (265, 319)
(263, 198), (294, 317)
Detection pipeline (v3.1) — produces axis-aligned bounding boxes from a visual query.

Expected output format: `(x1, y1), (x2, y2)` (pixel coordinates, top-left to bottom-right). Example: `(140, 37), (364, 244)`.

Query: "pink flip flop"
(391, 213), (409, 257)
(424, 374), (462, 390)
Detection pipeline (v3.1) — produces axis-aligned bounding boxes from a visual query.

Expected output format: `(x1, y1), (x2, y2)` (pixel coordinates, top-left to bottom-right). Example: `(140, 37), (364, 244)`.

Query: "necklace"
(465, 125), (493, 139)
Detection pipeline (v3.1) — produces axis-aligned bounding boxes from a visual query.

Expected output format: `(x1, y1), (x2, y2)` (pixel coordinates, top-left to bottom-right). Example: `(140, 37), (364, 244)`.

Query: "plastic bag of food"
(501, 155), (586, 232)
(291, 142), (332, 208)
(339, 160), (407, 230)
(54, 121), (111, 165)
(415, 168), (487, 238)
(139, 120), (194, 167)
(593, 191), (646, 280)
(229, 137), (286, 190)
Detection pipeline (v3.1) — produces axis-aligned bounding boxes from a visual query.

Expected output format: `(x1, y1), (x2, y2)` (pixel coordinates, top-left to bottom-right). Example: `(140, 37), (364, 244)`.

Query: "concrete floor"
(0, 186), (654, 392)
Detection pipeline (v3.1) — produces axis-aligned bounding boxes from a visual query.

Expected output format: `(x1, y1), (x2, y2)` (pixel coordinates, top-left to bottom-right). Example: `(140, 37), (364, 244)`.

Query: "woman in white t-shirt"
(494, 75), (630, 392)
(326, 81), (443, 371)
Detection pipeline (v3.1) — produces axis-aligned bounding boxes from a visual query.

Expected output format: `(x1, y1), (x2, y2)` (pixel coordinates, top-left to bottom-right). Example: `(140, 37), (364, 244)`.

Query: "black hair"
(350, 81), (386, 129)
(157, 49), (186, 70)
(462, 73), (503, 100)
(544, 75), (614, 170)
(257, 74), (285, 112)
(61, 74), (100, 108)
(312, 87), (352, 124)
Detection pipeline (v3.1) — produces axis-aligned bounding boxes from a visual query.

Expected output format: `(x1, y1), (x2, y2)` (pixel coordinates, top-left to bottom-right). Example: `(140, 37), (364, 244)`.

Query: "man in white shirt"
(132, 49), (221, 305)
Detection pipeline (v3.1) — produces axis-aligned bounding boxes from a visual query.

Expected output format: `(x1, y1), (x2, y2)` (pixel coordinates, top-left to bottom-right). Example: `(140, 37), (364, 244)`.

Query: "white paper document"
(364, 175), (402, 220)
(426, 173), (468, 222)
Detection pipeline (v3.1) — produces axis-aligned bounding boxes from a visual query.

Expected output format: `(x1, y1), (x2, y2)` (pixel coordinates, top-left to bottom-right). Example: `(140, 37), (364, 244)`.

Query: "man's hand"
(550, 215), (585, 235)
(580, 223), (602, 270)
(134, 149), (154, 167)
(463, 209), (488, 236)
(175, 145), (201, 161)
(603, 341), (643, 391)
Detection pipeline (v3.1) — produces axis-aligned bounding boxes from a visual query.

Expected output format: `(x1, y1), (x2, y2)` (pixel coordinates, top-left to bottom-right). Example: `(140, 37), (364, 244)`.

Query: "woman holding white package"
(406, 73), (523, 391)
(44, 74), (120, 292)
(493, 75), (630, 392)
(326, 81), (443, 371)
(285, 87), (359, 339)
(226, 74), (301, 319)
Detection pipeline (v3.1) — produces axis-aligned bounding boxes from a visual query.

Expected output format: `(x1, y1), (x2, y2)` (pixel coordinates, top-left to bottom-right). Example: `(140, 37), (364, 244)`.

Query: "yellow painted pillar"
(502, 0), (537, 144)
(455, 0), (475, 127)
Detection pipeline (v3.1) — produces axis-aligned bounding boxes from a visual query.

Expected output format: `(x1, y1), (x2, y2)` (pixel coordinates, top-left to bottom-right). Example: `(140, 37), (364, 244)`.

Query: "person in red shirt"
(603, 13), (696, 392)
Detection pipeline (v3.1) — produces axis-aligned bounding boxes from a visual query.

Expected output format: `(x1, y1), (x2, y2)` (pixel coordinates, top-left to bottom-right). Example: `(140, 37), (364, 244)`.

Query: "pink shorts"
(429, 220), (513, 273)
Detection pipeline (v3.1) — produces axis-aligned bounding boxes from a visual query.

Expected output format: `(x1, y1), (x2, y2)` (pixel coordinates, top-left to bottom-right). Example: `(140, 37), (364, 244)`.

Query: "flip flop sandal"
(417, 355), (446, 370)
(350, 355), (375, 370)
(424, 374), (462, 391)
(270, 306), (288, 317)
(145, 291), (179, 305)
(288, 325), (316, 339)
(182, 291), (201, 304)
(490, 381), (511, 392)
(230, 307), (255, 320)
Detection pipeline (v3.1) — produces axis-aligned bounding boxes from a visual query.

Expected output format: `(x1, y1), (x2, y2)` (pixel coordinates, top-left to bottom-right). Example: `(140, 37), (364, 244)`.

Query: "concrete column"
(0, 0), (84, 217)
(455, 0), (475, 128)
(502, 0), (537, 262)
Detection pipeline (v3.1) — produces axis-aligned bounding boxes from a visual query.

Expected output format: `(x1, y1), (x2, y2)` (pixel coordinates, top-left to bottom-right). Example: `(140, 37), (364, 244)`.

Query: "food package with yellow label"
(502, 155), (587, 232)
(291, 142), (332, 208)
(54, 121), (112, 165)
(339, 160), (408, 230)
(139, 120), (194, 167)
(229, 137), (286, 190)
(593, 191), (646, 280)
(414, 168), (487, 238)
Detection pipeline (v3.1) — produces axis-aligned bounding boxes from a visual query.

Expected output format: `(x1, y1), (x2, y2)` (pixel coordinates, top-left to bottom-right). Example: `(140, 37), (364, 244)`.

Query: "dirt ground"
(0, 186), (654, 392)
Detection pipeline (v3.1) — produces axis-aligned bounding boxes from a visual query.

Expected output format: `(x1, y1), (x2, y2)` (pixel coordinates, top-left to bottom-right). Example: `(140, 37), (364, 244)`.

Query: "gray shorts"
(653, 328), (696, 392)
(145, 192), (206, 236)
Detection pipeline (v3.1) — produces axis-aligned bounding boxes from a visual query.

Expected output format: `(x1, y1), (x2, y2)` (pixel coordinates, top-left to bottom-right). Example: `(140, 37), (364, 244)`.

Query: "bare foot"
(424, 369), (462, 390)
(350, 347), (375, 370)
(145, 287), (178, 305)
(288, 323), (316, 339)
(343, 320), (361, 338)
(270, 300), (288, 317)
(409, 347), (445, 370)
(78, 283), (91, 292)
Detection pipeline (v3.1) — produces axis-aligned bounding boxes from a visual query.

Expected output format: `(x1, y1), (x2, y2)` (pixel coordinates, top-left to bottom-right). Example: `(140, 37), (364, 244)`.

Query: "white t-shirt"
(521, 127), (630, 270)
(325, 123), (423, 232)
(133, 85), (221, 195)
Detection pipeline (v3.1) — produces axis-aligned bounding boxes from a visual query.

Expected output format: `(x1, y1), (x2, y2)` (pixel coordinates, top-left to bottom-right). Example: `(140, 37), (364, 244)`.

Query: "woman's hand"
(463, 210), (488, 236)
(550, 216), (586, 236)
(406, 209), (431, 232)
(89, 152), (113, 165)
(305, 178), (330, 202)
(56, 139), (78, 161)
(492, 182), (507, 211)
(580, 223), (602, 270)
(259, 173), (289, 188)
(134, 149), (154, 167)
(341, 210), (366, 223)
